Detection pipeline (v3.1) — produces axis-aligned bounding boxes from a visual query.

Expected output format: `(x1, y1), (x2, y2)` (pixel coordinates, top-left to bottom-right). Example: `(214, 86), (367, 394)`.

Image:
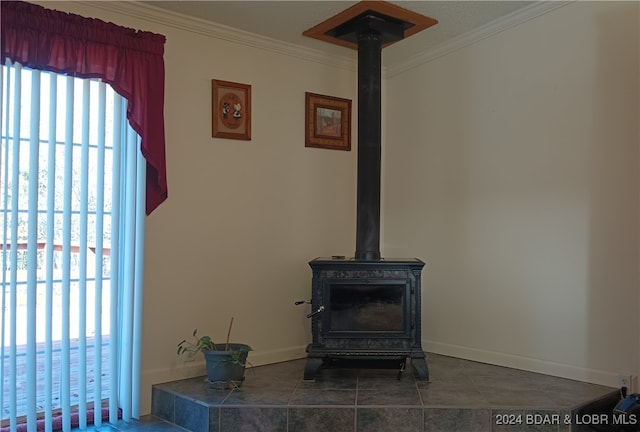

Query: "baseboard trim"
(246, 344), (308, 368)
(139, 341), (619, 415)
(423, 340), (619, 389)
(143, 344), (308, 385)
(139, 344), (308, 415)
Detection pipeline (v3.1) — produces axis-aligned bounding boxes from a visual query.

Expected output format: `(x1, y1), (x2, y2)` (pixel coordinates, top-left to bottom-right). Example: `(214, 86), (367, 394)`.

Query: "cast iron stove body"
(304, 257), (428, 380)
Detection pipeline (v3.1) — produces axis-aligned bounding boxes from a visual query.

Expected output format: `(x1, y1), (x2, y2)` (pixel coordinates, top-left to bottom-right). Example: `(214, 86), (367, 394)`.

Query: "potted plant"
(177, 317), (252, 389)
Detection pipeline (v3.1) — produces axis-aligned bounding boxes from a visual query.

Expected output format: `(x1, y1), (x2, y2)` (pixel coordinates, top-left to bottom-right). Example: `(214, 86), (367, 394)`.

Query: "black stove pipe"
(355, 31), (382, 261)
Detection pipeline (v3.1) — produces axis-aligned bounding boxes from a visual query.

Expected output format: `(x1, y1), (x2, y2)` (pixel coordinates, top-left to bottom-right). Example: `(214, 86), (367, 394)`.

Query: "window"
(1, 2), (167, 429)
(1, 62), (145, 431)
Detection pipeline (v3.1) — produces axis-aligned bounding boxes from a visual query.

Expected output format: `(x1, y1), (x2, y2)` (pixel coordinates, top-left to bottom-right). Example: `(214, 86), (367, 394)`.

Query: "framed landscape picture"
(305, 92), (351, 151)
(212, 79), (251, 140)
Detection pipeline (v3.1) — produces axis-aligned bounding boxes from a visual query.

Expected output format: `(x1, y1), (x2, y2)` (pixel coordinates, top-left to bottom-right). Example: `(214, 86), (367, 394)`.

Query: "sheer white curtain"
(0, 61), (145, 432)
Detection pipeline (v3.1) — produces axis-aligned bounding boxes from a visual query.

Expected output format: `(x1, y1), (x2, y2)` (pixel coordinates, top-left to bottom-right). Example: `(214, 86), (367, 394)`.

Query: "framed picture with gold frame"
(305, 92), (351, 151)
(212, 79), (251, 140)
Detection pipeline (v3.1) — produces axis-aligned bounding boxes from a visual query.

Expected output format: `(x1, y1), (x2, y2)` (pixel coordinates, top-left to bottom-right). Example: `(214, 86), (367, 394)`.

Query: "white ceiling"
(140, 1), (537, 67)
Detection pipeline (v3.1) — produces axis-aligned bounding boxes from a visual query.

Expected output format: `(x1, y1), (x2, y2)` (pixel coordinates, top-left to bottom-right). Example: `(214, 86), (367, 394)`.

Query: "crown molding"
(75, 1), (570, 78)
(386, 1), (573, 78)
(78, 1), (357, 72)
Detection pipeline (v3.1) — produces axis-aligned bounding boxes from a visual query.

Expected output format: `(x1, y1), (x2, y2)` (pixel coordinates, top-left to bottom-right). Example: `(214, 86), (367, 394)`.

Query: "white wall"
(384, 1), (639, 387)
(36, 1), (358, 414)
(30, 0), (640, 416)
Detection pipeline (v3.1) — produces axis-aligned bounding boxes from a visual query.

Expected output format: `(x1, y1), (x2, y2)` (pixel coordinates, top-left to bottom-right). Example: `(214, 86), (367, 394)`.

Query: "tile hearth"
(150, 352), (619, 432)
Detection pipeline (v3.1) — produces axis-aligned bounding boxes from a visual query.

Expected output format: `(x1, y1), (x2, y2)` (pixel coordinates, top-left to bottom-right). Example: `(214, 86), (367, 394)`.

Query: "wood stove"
(304, 257), (428, 380)
(300, 2), (437, 381)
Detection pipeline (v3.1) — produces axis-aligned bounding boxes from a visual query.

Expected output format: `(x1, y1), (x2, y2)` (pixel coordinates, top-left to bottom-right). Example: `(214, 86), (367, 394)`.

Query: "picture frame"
(212, 79), (251, 140)
(305, 92), (351, 151)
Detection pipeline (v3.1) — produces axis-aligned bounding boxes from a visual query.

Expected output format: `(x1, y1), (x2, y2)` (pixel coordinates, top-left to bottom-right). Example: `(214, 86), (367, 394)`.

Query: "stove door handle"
(306, 305), (325, 318)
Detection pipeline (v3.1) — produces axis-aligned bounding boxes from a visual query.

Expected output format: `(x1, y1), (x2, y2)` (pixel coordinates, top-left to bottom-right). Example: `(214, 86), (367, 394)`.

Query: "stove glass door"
(328, 281), (406, 333)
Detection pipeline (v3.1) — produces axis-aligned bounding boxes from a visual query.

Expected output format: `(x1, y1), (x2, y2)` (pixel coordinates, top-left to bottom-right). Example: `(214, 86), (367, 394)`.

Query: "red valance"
(0, 0), (168, 214)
